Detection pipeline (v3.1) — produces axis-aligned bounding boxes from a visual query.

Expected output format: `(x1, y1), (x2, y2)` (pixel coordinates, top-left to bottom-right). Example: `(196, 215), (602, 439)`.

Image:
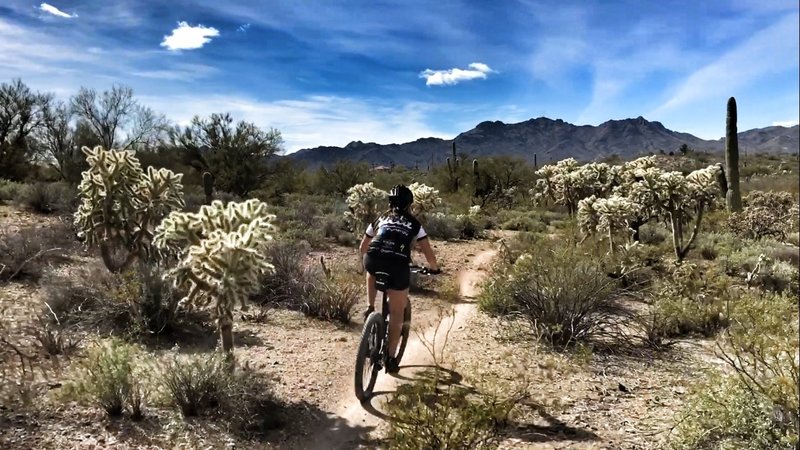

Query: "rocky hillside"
(288, 116), (799, 169)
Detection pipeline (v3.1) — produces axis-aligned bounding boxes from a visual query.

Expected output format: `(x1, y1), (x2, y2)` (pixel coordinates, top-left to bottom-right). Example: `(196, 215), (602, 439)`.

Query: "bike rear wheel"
(393, 301), (412, 364)
(354, 312), (383, 401)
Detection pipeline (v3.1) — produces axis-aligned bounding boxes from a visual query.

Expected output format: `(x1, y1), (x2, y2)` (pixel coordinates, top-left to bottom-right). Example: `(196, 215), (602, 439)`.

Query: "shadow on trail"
(503, 404), (600, 444)
(355, 364), (599, 446)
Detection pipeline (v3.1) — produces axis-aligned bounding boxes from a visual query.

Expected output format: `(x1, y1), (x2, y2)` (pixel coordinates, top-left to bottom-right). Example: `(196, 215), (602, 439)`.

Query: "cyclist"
(358, 184), (440, 373)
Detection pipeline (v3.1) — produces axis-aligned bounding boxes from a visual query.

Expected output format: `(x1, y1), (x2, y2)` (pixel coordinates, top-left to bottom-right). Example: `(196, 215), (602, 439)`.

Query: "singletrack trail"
(304, 248), (497, 450)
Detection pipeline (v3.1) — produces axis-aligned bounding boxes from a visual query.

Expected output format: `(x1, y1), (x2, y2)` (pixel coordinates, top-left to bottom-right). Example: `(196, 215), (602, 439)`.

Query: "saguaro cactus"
(725, 97), (742, 212)
(202, 171), (214, 205)
(446, 141), (461, 192)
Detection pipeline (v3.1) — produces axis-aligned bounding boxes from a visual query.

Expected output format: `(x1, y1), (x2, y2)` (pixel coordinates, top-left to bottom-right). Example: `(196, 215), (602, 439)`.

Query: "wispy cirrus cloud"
(652, 12), (799, 114)
(160, 21), (220, 51)
(419, 62), (495, 86)
(39, 3), (76, 19)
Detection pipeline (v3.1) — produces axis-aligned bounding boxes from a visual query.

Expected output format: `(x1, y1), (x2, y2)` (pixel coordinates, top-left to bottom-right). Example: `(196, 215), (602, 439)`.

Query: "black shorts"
(364, 253), (410, 291)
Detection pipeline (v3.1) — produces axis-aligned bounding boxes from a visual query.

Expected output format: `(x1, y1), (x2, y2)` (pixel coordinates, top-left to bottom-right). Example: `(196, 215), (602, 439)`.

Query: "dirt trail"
(304, 248), (497, 450)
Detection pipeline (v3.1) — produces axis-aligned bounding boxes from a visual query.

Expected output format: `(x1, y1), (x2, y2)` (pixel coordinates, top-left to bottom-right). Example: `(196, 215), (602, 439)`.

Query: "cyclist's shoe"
(362, 305), (375, 322)
(386, 356), (400, 374)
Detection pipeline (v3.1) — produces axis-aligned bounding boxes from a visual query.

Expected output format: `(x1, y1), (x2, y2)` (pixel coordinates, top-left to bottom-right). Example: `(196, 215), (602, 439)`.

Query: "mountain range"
(287, 116), (799, 169)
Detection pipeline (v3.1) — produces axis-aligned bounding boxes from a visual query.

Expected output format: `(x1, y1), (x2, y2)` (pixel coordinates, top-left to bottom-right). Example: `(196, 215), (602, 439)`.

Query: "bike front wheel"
(354, 312), (383, 401)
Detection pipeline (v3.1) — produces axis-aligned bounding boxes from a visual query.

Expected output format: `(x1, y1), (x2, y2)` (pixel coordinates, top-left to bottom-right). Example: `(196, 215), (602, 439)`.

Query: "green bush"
(497, 209), (547, 233)
(669, 291), (798, 449)
(114, 263), (180, 335)
(648, 263), (733, 338)
(0, 179), (24, 202)
(17, 181), (77, 214)
(252, 246), (359, 323)
(385, 369), (516, 450)
(161, 352), (230, 417)
(480, 238), (622, 346)
(0, 223), (75, 282)
(301, 271), (361, 323)
(61, 337), (151, 419)
(425, 213), (461, 240)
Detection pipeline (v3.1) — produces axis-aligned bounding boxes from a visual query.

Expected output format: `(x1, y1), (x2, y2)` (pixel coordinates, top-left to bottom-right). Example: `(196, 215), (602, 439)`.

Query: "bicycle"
(354, 264), (440, 401)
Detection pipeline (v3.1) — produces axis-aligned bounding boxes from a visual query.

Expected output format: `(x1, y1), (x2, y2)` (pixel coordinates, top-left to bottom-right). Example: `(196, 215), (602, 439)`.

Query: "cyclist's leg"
(365, 271), (377, 310)
(363, 253), (378, 311)
(387, 288), (409, 356)
(386, 260), (411, 358)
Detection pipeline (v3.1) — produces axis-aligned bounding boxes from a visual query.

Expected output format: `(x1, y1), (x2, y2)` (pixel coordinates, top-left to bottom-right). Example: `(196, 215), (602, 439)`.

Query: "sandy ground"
(0, 206), (716, 450)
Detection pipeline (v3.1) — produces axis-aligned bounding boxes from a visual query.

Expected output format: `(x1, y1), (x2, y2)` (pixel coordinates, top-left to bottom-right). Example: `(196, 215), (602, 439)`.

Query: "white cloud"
(237, 23), (251, 33)
(39, 3), (76, 18)
(160, 21), (220, 51)
(419, 62), (494, 86)
(653, 12), (799, 113)
(773, 119), (799, 127)
(139, 94), (453, 153)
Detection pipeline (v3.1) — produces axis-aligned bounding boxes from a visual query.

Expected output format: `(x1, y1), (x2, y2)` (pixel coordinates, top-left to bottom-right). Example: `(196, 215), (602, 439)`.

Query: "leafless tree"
(35, 100), (86, 182)
(0, 79), (51, 180)
(71, 84), (167, 151)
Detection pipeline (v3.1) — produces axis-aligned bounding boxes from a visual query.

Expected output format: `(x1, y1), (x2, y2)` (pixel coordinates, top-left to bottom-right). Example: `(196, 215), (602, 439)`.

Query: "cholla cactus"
(345, 182), (388, 231)
(629, 165), (721, 261)
(153, 199), (276, 360)
(531, 158), (607, 215)
(74, 145), (185, 272)
(408, 182), (441, 223)
(578, 195), (638, 253)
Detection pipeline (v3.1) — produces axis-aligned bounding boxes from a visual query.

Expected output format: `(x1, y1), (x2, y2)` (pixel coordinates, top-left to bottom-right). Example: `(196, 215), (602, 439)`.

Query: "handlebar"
(409, 264), (442, 275)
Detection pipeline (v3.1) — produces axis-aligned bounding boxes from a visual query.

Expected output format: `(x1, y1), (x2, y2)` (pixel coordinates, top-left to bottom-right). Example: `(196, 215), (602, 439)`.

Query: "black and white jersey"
(364, 212), (427, 261)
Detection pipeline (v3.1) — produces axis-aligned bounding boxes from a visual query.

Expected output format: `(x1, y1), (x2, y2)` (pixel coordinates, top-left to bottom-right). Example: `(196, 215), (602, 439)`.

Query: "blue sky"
(0, 0), (797, 153)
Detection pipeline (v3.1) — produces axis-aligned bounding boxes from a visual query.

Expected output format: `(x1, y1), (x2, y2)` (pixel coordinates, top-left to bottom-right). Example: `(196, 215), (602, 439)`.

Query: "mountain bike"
(354, 265), (439, 401)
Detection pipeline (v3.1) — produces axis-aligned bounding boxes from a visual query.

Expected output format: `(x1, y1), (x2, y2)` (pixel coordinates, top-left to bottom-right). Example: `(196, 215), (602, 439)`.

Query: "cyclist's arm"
(416, 228), (439, 272)
(359, 222), (375, 256)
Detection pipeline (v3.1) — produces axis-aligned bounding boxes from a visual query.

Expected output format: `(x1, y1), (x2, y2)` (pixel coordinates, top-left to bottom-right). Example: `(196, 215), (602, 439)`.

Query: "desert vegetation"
(1, 79), (798, 449)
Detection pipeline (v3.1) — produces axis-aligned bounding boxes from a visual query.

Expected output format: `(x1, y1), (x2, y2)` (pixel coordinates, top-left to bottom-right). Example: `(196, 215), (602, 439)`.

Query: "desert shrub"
(0, 223), (75, 282)
(699, 244), (718, 260)
(17, 182), (77, 214)
(301, 270), (361, 323)
(252, 240), (311, 305)
(39, 262), (181, 335)
(113, 263), (180, 335)
(39, 263), (118, 326)
(161, 352), (230, 417)
(726, 191), (799, 243)
(669, 291), (798, 449)
(385, 369), (517, 450)
(496, 209), (547, 233)
(480, 239), (623, 346)
(61, 337), (151, 418)
(638, 223), (669, 245)
(744, 256), (799, 295)
(0, 179), (24, 202)
(456, 212), (488, 239)
(26, 310), (81, 357)
(717, 239), (783, 276)
(648, 263), (735, 339)
(181, 185), (206, 212)
(425, 213), (460, 240)
(252, 249), (359, 323)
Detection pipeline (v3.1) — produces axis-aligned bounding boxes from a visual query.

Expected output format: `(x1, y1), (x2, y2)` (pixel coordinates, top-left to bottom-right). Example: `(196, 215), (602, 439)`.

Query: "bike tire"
(354, 312), (383, 401)
(393, 301), (412, 365)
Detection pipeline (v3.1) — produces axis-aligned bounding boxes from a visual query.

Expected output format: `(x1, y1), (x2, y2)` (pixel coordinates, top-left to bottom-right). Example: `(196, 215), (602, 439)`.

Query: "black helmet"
(388, 184), (413, 211)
